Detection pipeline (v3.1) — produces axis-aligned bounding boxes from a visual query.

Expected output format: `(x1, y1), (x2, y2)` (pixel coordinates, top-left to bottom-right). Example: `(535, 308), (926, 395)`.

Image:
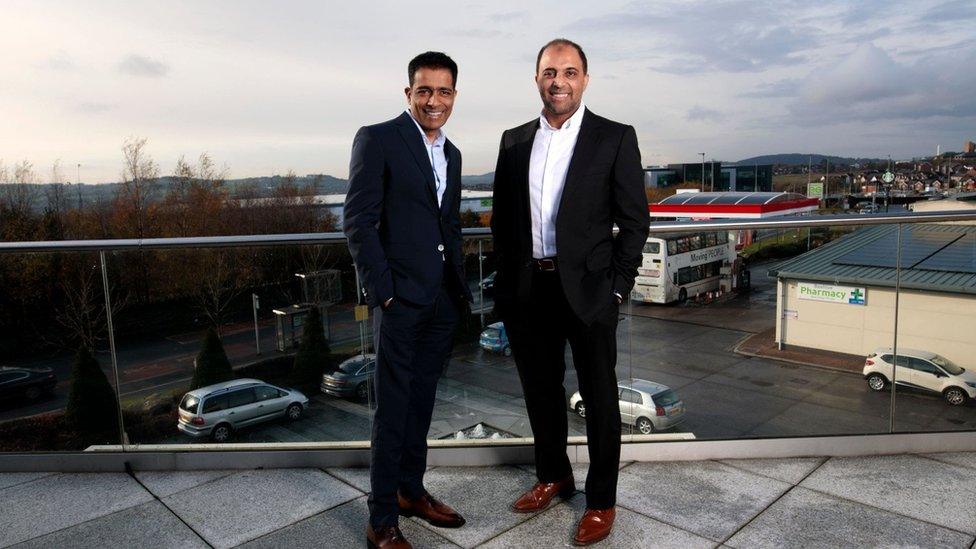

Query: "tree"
(190, 328), (234, 390)
(65, 346), (121, 443)
(288, 307), (331, 387)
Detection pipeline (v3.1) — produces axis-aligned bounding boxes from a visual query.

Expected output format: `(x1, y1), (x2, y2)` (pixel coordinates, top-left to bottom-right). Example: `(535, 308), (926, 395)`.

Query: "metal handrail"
(1, 210), (974, 253)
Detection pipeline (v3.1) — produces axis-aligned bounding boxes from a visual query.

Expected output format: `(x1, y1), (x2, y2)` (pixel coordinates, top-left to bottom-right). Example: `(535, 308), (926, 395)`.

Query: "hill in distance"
(735, 153), (888, 166)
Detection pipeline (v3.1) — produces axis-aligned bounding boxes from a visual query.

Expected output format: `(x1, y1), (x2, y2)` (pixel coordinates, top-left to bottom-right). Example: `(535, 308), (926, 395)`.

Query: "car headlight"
(966, 382), (976, 389)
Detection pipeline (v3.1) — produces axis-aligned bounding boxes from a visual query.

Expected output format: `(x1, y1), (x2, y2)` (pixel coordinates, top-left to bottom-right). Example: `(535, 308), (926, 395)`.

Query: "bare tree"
(54, 259), (128, 351)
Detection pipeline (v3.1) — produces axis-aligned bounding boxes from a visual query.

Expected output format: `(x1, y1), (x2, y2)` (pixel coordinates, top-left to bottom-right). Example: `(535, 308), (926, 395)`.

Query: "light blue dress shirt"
(407, 109), (448, 207)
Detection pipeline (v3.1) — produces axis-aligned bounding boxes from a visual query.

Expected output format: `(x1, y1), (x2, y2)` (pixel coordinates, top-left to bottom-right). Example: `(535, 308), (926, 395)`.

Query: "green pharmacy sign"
(797, 282), (866, 305)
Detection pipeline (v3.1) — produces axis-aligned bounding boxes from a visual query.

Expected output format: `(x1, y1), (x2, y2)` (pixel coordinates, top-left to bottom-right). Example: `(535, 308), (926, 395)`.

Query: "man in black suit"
(344, 51), (473, 549)
(490, 39), (649, 545)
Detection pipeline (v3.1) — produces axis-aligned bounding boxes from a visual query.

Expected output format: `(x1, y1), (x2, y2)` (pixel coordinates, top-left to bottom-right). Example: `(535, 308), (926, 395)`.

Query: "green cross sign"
(849, 288), (865, 304)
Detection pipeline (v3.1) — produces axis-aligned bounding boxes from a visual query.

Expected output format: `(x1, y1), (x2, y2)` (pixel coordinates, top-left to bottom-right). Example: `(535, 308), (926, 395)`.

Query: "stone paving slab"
(409, 466), (540, 548)
(726, 486), (973, 549)
(10, 500), (209, 549)
(162, 468), (361, 548)
(801, 455), (976, 535)
(134, 469), (238, 498)
(480, 492), (714, 549)
(0, 473), (154, 547)
(616, 460), (791, 542)
(240, 495), (459, 548)
(717, 457), (826, 484)
(324, 467), (371, 493)
(0, 472), (53, 491)
(923, 452), (976, 471)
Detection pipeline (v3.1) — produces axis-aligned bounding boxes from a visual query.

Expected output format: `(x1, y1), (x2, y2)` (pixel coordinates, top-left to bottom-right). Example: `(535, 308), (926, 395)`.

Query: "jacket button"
(437, 244), (445, 252)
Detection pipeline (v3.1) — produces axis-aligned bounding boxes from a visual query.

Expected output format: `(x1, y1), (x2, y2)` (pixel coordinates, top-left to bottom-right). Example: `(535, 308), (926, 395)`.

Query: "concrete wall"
(779, 279), (976, 366)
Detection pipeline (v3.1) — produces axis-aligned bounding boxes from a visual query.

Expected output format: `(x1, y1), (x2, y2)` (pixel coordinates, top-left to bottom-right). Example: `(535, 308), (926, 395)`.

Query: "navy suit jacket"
(344, 112), (473, 309)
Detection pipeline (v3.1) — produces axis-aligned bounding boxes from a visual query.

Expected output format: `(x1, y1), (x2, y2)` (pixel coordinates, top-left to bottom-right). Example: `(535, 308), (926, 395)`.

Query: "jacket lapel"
(515, 120), (539, 253)
(557, 108), (602, 224)
(441, 140), (461, 215)
(395, 112), (439, 208)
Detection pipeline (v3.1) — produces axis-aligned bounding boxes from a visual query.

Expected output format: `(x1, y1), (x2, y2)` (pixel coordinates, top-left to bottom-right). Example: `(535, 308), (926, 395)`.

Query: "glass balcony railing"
(1, 210), (975, 453)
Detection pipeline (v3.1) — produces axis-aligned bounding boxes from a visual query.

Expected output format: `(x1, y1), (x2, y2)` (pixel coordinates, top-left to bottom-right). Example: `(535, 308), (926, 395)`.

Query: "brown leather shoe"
(366, 524), (412, 549)
(398, 491), (466, 528)
(573, 507), (615, 546)
(510, 475), (576, 513)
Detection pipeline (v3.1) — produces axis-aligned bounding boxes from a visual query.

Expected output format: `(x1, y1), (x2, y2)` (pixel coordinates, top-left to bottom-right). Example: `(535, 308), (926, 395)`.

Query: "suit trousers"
(503, 269), (622, 509)
(368, 284), (460, 528)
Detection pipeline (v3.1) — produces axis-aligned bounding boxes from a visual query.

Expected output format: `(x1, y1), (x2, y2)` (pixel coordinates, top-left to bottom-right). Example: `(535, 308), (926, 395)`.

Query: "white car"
(863, 347), (976, 406)
(569, 379), (686, 434)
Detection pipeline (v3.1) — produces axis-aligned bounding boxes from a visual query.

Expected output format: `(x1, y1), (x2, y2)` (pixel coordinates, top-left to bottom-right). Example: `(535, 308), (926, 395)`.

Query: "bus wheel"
(677, 288), (687, 304)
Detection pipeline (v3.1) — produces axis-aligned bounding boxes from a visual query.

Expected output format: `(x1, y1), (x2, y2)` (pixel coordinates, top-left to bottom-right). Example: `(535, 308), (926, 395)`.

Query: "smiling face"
(404, 67), (456, 140)
(535, 44), (589, 128)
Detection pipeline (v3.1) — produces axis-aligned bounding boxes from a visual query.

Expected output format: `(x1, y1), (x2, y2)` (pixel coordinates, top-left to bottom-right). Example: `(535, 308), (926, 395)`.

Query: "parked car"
(321, 354), (376, 400)
(863, 347), (976, 406)
(0, 366), (57, 402)
(479, 322), (511, 356)
(480, 271), (496, 297)
(177, 379), (309, 442)
(569, 379), (685, 434)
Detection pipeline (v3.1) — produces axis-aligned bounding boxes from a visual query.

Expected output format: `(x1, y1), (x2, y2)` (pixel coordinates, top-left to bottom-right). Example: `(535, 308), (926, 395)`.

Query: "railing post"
(99, 251), (127, 447)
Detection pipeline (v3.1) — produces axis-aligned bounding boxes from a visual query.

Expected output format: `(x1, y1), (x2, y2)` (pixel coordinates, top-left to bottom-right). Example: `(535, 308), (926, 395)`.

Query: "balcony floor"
(2, 452), (976, 548)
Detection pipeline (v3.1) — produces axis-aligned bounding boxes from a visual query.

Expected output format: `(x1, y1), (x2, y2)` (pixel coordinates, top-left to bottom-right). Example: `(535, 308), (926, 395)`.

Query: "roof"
(650, 191), (819, 219)
(769, 223), (976, 295)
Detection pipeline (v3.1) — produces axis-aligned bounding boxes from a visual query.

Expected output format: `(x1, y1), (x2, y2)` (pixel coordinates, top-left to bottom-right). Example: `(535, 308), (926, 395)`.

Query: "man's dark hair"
(408, 51), (458, 87)
(536, 38), (588, 75)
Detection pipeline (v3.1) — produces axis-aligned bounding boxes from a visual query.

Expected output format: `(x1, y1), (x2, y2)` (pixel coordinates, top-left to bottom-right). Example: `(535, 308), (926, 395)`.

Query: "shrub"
(190, 328), (233, 390)
(64, 346), (121, 444)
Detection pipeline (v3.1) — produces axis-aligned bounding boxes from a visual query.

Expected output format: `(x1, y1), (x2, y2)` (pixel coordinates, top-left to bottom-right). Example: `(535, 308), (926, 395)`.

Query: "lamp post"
(699, 152), (705, 192)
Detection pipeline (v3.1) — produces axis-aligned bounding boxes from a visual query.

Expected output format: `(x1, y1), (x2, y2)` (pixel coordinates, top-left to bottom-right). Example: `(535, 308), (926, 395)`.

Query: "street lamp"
(699, 152), (705, 192)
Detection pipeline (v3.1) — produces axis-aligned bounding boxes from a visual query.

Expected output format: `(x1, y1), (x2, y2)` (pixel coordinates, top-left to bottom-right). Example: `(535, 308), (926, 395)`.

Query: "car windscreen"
(339, 359), (364, 374)
(482, 328), (500, 339)
(653, 389), (679, 406)
(180, 395), (199, 413)
(931, 355), (964, 376)
(643, 242), (661, 254)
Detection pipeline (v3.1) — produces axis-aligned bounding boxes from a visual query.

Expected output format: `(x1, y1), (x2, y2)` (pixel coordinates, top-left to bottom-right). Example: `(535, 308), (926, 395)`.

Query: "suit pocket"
(586, 245), (613, 272)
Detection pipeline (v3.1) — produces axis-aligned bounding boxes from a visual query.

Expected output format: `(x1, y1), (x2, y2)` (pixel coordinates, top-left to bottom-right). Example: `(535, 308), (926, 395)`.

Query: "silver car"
(569, 379), (686, 434)
(178, 378), (309, 442)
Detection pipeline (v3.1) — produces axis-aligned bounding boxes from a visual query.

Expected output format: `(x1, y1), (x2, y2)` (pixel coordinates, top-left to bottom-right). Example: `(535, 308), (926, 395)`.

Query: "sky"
(1, 0), (975, 183)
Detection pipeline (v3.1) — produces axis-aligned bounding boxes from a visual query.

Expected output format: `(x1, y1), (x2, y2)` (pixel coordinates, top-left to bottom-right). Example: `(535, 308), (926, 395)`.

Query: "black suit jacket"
(344, 112), (473, 309)
(490, 108), (650, 325)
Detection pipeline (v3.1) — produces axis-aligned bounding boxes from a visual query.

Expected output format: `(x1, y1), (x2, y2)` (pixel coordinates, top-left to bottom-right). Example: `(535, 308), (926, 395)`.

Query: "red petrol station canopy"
(649, 191), (820, 219)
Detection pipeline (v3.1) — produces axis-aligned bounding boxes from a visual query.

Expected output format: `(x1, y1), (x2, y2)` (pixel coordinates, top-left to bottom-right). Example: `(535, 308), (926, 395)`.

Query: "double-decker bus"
(630, 231), (737, 304)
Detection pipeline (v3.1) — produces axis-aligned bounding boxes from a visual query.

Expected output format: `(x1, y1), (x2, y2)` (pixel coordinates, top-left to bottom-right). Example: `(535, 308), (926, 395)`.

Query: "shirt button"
(437, 244), (445, 252)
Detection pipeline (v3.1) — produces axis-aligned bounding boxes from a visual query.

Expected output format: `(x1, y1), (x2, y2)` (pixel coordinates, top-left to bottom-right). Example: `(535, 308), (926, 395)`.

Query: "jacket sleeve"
(343, 126), (393, 308)
(450, 150), (474, 302)
(489, 132), (509, 263)
(610, 125), (650, 298)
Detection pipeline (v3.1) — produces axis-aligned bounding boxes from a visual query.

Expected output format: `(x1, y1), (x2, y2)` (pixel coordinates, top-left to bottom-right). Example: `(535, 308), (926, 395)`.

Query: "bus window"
(643, 241), (661, 254)
(667, 240), (677, 255)
(690, 235), (703, 250)
(717, 232), (728, 244)
(677, 267), (693, 285)
(705, 233), (717, 247)
(677, 238), (690, 253)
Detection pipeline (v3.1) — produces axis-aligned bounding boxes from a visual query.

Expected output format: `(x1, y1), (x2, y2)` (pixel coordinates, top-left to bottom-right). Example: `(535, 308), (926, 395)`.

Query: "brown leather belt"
(532, 257), (558, 272)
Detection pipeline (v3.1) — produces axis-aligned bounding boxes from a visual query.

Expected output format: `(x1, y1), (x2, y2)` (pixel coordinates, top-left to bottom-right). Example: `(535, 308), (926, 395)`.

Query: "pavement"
(3, 452), (976, 548)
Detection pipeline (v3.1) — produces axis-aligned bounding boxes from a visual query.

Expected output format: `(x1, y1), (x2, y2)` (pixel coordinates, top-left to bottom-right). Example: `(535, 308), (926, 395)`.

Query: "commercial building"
(644, 162), (772, 192)
(770, 223), (976, 366)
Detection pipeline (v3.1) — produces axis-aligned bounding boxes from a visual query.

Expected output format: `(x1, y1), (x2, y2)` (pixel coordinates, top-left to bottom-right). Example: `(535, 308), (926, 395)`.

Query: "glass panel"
(0, 251), (125, 451)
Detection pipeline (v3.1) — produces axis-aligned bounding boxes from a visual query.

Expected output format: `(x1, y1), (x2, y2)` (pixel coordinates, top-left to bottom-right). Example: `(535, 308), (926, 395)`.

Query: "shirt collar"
(406, 109), (446, 147)
(539, 103), (586, 132)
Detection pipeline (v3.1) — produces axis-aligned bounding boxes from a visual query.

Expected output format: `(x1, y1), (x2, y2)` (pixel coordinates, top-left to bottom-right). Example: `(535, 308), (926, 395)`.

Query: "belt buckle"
(537, 258), (556, 272)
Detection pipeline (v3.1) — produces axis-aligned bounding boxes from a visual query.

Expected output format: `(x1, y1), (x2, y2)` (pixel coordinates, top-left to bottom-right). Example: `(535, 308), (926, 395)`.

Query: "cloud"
(488, 11), (527, 23)
(41, 51), (75, 71)
(739, 78), (800, 98)
(118, 55), (169, 77)
(73, 102), (117, 114)
(686, 105), (722, 122)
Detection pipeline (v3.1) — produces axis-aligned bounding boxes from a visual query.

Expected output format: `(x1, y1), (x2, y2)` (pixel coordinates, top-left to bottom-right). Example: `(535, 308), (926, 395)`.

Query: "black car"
(0, 367), (57, 401)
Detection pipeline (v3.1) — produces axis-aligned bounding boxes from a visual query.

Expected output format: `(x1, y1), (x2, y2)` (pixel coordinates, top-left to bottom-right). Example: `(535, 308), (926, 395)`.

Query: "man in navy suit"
(344, 51), (473, 549)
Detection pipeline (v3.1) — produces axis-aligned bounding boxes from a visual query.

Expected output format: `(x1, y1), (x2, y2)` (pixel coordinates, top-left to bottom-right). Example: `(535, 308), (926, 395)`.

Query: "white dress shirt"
(407, 109), (448, 207)
(529, 104), (586, 258)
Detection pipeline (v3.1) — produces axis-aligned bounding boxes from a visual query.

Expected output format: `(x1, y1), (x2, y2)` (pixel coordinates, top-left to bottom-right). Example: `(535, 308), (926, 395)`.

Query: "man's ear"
(404, 86), (412, 103)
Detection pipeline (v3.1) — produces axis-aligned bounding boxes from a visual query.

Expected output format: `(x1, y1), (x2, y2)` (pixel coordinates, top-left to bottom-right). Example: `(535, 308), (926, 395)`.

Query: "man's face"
(535, 45), (589, 119)
(404, 67), (456, 134)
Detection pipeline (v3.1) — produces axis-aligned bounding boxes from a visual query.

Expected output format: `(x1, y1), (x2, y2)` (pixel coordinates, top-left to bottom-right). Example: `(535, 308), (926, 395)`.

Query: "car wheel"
(867, 373), (887, 392)
(503, 346), (512, 357)
(356, 382), (370, 401)
(211, 423), (232, 443)
(286, 403), (303, 420)
(636, 417), (655, 435)
(575, 402), (586, 418)
(677, 288), (687, 304)
(944, 387), (968, 406)
(23, 386), (42, 400)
